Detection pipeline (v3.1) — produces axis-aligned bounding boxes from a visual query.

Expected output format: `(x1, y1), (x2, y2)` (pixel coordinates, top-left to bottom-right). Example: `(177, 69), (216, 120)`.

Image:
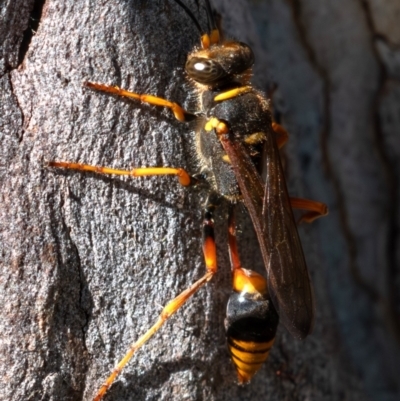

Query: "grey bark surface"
(1, 0), (399, 401)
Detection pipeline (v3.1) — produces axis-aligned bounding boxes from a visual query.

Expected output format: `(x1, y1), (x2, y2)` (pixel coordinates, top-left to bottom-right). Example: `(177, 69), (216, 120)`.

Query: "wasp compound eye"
(186, 57), (228, 85)
(218, 42), (255, 75)
(232, 42), (255, 73)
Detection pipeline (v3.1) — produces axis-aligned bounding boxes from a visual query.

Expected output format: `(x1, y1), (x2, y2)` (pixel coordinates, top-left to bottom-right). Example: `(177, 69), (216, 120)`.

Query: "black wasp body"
(49, 0), (327, 399)
(188, 39), (283, 381)
(186, 39), (267, 199)
(185, 34), (299, 381)
(197, 83), (271, 200)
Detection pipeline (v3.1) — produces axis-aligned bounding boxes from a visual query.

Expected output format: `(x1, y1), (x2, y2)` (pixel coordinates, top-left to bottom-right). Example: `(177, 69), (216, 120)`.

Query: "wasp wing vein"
(219, 130), (315, 340)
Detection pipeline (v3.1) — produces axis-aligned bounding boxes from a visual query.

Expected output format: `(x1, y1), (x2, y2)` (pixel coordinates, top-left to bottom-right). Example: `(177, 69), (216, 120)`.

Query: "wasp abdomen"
(225, 268), (279, 383)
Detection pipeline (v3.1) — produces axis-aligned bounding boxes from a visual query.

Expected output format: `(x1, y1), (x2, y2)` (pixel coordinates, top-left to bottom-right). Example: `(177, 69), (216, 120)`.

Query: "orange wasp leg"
(84, 81), (195, 122)
(92, 196), (219, 401)
(290, 197), (328, 224)
(269, 122), (328, 223)
(271, 122), (289, 149)
(227, 208), (241, 273)
(48, 161), (192, 187)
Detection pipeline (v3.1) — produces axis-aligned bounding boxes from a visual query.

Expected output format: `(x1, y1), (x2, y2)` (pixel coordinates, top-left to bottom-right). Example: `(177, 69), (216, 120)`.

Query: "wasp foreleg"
(84, 81), (196, 122)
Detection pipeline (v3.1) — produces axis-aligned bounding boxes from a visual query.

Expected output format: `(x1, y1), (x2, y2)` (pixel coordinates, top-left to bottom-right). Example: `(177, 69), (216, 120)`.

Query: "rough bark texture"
(1, 0), (399, 400)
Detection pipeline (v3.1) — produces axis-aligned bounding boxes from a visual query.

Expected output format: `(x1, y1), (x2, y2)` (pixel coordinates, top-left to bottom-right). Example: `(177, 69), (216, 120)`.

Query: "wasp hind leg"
(84, 81), (196, 122)
(271, 122), (289, 149)
(270, 124), (328, 223)
(290, 197), (328, 224)
(92, 195), (219, 401)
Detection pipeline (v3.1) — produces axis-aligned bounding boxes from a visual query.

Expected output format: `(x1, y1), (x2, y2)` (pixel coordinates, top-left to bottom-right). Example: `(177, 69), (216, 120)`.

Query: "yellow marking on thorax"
(214, 86), (252, 102)
(244, 132), (266, 145)
(204, 117), (229, 135)
(205, 117), (220, 132)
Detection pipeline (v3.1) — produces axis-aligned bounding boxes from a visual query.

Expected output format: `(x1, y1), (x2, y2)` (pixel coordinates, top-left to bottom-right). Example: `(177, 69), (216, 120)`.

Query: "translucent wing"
(219, 130), (315, 339)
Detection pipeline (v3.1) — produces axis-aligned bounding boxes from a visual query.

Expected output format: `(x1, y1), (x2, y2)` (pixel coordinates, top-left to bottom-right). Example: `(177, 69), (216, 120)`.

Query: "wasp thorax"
(186, 41), (254, 86)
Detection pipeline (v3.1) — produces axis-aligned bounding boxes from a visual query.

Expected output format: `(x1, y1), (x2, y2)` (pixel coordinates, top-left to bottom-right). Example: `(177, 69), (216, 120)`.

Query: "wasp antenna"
(173, 0), (203, 36)
(204, 0), (220, 45)
(172, 0), (219, 49)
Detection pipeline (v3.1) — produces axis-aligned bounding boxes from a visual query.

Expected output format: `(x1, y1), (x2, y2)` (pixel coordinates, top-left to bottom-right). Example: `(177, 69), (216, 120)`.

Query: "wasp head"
(186, 41), (254, 87)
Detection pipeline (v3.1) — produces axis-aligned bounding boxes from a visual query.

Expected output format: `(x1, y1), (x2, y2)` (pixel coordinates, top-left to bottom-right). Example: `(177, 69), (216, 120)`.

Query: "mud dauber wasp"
(49, 0), (327, 399)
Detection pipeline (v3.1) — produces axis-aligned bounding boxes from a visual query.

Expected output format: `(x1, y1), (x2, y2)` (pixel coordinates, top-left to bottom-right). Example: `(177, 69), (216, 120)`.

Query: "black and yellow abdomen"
(225, 268), (279, 383)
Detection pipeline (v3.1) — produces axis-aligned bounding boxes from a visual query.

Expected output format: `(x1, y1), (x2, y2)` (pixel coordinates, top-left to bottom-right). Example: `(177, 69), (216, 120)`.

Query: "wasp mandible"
(49, 0), (328, 399)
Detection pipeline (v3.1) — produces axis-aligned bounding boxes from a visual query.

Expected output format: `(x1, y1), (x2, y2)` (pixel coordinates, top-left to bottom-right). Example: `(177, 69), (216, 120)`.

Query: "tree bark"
(1, 0), (399, 400)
